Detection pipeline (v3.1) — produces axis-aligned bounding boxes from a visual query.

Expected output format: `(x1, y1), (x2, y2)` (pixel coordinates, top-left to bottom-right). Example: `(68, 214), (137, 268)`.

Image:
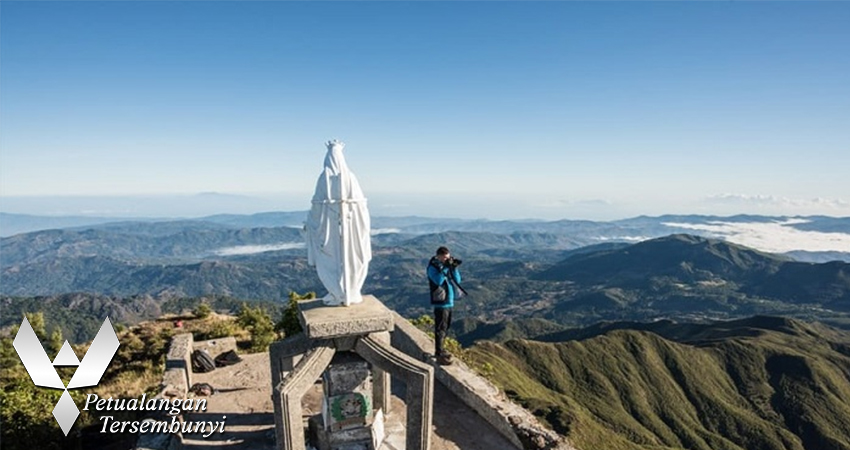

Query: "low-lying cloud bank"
(663, 219), (850, 254)
(214, 243), (305, 256)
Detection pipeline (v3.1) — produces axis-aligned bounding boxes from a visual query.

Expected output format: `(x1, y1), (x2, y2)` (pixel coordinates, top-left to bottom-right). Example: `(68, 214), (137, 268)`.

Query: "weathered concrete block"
(160, 368), (187, 397)
(164, 333), (193, 393)
(323, 353), (373, 432)
(298, 295), (394, 339)
(192, 336), (237, 358)
(309, 415), (374, 450)
(324, 353), (371, 396)
(166, 333), (193, 361)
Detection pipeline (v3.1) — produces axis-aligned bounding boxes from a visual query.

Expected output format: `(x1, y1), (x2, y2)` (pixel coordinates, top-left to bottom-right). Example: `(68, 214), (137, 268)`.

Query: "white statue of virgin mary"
(304, 140), (372, 306)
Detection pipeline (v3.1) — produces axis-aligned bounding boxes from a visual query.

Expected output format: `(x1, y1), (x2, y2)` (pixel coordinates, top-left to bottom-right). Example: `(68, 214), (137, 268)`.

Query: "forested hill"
(467, 316), (850, 450)
(538, 234), (850, 304)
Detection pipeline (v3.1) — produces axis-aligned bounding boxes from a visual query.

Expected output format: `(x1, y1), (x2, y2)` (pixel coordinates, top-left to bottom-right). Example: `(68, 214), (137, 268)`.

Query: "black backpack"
(428, 257), (449, 305)
(191, 349), (216, 373)
(214, 350), (242, 367)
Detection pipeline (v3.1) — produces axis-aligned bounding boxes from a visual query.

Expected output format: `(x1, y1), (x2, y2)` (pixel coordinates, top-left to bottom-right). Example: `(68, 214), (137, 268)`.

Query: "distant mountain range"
(2, 212), (849, 261)
(2, 216), (850, 335)
(538, 234), (850, 306)
(0, 225), (304, 264)
(468, 316), (850, 450)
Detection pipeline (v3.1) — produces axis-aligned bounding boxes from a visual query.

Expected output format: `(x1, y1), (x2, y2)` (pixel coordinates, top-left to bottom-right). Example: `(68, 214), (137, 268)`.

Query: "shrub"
(238, 304), (275, 352)
(193, 302), (212, 319)
(275, 291), (313, 338)
(196, 319), (238, 340)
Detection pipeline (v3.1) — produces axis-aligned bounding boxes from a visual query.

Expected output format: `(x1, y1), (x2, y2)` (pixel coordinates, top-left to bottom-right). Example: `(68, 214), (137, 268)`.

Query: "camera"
(447, 257), (462, 268)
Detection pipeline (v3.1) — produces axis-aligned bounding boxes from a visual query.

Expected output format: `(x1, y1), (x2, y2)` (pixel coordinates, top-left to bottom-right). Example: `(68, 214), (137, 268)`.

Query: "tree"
(193, 302), (212, 319)
(275, 291), (313, 338)
(237, 304), (275, 352)
(48, 328), (64, 360)
(25, 312), (47, 341)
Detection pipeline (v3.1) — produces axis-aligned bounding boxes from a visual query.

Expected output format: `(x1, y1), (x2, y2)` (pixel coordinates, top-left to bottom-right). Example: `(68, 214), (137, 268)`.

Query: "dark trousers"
(434, 307), (453, 357)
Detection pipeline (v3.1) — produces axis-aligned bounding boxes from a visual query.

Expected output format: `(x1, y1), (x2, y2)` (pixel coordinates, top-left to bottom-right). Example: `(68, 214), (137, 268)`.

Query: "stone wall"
(390, 312), (576, 450)
(193, 336), (237, 358)
(133, 333), (194, 450)
(161, 333), (194, 397)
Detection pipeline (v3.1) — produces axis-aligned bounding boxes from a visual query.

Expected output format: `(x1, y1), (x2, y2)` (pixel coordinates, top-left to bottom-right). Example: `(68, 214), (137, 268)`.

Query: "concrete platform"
(182, 352), (519, 450)
(298, 295), (394, 339)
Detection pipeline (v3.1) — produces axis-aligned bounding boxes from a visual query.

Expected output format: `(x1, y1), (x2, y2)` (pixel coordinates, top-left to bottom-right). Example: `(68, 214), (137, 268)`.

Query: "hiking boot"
(437, 353), (453, 366)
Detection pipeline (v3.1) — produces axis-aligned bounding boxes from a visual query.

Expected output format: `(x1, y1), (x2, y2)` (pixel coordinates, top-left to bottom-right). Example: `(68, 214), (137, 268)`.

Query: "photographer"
(427, 246), (463, 365)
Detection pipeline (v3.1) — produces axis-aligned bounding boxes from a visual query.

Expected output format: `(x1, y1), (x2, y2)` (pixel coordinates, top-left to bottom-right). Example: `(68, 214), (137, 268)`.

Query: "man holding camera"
(427, 246), (463, 365)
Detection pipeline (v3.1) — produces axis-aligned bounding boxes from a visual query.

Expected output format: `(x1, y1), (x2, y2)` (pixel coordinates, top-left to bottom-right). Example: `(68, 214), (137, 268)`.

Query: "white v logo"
(12, 316), (64, 389)
(12, 316), (120, 435)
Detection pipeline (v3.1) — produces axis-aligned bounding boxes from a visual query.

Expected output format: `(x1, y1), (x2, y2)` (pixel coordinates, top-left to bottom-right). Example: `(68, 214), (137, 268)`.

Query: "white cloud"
(371, 228), (401, 235)
(703, 194), (850, 210)
(214, 242), (305, 256)
(663, 219), (850, 254)
(596, 236), (650, 242)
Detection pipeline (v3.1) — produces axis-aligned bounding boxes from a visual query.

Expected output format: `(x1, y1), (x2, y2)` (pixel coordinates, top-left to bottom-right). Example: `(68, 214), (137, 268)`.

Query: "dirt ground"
(181, 352), (517, 450)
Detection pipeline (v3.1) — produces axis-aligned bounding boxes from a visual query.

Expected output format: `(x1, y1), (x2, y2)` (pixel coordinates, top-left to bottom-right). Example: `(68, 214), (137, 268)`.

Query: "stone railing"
(162, 333), (194, 397)
(390, 312), (576, 450)
(134, 334), (239, 450)
(133, 333), (193, 450)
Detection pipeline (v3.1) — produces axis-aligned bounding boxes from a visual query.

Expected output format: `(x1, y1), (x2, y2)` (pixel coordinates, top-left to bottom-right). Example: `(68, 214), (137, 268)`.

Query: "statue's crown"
(326, 139), (345, 152)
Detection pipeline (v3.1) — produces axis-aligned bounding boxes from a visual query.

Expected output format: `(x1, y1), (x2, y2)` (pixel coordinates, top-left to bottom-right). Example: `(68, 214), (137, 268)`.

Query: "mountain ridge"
(3, 232), (850, 331)
(468, 316), (850, 450)
(3, 212), (848, 262)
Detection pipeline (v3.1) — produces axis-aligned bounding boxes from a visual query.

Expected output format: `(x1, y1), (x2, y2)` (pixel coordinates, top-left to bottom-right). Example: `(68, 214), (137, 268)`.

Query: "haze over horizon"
(2, 191), (850, 222)
(2, 2), (849, 220)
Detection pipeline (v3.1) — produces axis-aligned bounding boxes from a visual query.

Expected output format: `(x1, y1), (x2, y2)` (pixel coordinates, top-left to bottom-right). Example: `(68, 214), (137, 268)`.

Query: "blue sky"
(1, 2), (848, 220)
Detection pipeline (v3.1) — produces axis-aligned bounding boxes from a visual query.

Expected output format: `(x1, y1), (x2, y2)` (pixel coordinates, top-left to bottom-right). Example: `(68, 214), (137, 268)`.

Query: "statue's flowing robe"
(304, 144), (372, 306)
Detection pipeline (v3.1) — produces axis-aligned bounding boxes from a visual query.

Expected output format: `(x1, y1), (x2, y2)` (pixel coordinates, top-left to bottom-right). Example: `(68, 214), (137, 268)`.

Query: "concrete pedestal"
(297, 295), (395, 339)
(271, 295), (433, 450)
(323, 353), (373, 434)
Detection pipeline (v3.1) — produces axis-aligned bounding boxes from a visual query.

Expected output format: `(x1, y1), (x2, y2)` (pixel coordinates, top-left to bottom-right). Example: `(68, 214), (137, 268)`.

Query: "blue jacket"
(427, 257), (462, 309)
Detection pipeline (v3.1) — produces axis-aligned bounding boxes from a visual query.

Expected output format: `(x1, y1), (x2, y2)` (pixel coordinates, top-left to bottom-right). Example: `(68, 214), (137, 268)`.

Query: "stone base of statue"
(270, 295), (433, 450)
(321, 292), (364, 307)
